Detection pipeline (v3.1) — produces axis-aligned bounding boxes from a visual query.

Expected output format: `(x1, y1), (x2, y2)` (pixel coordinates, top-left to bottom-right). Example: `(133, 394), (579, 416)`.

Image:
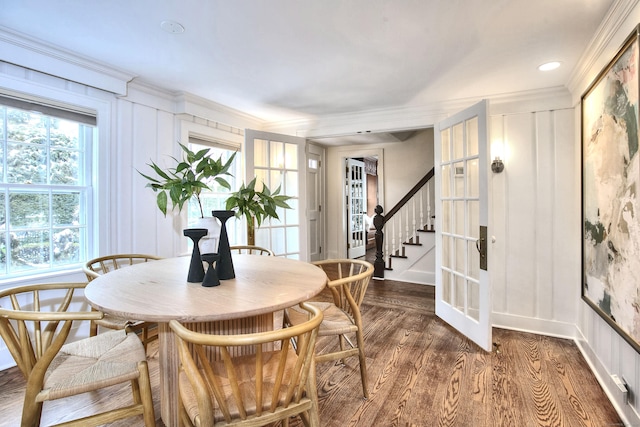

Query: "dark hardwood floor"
(0, 254), (623, 426)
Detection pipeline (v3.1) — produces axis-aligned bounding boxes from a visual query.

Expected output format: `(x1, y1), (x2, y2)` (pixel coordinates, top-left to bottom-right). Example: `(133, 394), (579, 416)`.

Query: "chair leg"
(137, 361), (156, 427)
(179, 393), (195, 427)
(21, 396), (43, 427)
(355, 331), (369, 399)
(89, 319), (98, 337)
(338, 335), (346, 365)
(131, 378), (141, 404)
(306, 359), (320, 427)
(141, 326), (148, 350)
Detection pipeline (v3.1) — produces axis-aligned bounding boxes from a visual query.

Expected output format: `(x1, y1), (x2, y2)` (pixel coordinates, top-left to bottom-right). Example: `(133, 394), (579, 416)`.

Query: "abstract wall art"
(582, 25), (640, 353)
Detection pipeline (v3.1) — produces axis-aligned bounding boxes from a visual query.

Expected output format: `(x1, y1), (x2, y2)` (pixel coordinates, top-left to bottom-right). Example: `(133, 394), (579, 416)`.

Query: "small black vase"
(212, 210), (235, 280)
(201, 253), (221, 287)
(183, 228), (208, 282)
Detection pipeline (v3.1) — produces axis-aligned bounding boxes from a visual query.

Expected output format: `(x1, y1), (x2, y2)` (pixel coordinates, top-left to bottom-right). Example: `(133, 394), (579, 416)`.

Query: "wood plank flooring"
(0, 277), (622, 426)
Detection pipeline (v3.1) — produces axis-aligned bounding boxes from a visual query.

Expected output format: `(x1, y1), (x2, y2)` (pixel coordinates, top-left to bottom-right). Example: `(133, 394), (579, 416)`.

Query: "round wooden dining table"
(84, 254), (328, 427)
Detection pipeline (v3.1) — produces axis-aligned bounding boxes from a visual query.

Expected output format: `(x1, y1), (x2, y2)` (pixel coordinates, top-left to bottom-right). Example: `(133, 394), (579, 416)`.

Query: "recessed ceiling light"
(160, 20), (185, 34)
(538, 61), (561, 71)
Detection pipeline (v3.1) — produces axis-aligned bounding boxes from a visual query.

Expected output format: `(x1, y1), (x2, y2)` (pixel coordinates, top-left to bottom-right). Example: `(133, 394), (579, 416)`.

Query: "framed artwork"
(582, 25), (640, 353)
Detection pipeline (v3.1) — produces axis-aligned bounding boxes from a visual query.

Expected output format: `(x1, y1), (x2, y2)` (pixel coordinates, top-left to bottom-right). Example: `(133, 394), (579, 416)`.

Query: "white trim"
(335, 147), (385, 260)
(176, 119), (244, 255)
(0, 26), (134, 94)
(492, 312), (577, 339)
(575, 328), (640, 426)
(567, 0), (640, 102)
(175, 92), (264, 130)
(263, 87), (571, 139)
(0, 58), (116, 275)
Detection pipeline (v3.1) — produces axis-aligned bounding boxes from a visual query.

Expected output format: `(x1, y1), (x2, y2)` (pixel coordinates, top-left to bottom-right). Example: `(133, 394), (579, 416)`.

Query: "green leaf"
(156, 191), (168, 216)
(138, 171), (160, 184)
(149, 163), (171, 180)
(215, 176), (232, 190)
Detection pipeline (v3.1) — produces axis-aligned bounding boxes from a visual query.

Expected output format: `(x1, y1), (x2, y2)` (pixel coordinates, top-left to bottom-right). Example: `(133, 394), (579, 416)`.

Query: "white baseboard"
(492, 312), (577, 339)
(384, 269), (434, 285)
(574, 329), (640, 427)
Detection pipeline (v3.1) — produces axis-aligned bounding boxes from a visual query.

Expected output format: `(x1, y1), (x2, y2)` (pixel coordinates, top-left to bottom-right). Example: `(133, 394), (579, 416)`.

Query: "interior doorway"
(346, 156), (378, 258)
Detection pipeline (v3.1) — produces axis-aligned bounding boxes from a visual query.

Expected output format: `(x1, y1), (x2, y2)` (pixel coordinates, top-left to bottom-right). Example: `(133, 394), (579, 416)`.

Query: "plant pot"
(192, 216), (221, 254)
(247, 217), (256, 246)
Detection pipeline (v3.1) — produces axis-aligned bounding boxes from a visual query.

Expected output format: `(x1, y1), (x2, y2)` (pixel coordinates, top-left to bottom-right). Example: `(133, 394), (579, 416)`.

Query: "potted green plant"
(138, 142), (236, 218)
(224, 177), (293, 246)
(139, 142), (237, 255)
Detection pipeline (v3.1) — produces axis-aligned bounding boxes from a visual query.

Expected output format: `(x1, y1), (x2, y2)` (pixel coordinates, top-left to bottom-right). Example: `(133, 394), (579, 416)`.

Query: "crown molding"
(263, 86), (571, 138)
(567, 0), (640, 101)
(0, 26), (135, 95)
(174, 92), (264, 130)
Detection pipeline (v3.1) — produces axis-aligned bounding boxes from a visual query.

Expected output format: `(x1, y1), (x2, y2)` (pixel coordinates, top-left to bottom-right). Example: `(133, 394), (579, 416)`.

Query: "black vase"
(183, 228), (208, 282)
(212, 210), (235, 280)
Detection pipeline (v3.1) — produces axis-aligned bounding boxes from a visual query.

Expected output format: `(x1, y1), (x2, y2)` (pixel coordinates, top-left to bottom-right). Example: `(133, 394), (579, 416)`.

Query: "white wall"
(489, 107), (579, 336)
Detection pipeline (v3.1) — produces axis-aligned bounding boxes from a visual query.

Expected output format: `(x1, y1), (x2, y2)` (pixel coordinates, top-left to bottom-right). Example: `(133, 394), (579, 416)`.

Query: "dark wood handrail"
(373, 167), (435, 278)
(383, 167), (434, 224)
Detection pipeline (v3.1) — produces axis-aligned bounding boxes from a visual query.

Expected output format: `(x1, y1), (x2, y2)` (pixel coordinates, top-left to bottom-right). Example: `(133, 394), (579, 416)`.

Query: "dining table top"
(84, 254), (328, 323)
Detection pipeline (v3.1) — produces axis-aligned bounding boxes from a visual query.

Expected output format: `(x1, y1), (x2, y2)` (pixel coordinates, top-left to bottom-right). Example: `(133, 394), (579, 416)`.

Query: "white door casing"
(307, 143), (324, 262)
(434, 99), (492, 352)
(347, 158), (366, 259)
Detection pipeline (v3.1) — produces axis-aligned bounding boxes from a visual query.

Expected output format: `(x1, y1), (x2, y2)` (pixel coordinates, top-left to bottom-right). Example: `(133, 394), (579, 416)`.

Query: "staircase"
(372, 168), (436, 285)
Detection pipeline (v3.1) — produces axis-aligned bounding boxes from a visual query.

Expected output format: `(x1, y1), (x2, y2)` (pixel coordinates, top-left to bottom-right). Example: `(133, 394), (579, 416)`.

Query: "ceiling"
(0, 0), (614, 141)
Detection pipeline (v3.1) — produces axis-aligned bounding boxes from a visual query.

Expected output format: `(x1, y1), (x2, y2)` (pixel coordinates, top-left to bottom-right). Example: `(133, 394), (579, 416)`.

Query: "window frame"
(0, 84), (111, 286)
(176, 120), (243, 255)
(0, 97), (95, 279)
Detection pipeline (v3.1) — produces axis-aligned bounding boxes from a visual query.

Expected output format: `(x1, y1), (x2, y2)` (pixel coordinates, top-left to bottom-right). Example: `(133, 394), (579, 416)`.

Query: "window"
(0, 97), (95, 278)
(187, 138), (241, 244)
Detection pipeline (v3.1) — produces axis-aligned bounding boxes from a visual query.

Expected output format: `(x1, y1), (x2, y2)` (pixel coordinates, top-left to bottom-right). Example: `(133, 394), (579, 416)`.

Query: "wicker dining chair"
(229, 245), (275, 256)
(169, 302), (323, 426)
(83, 253), (162, 349)
(285, 259), (374, 399)
(0, 282), (155, 427)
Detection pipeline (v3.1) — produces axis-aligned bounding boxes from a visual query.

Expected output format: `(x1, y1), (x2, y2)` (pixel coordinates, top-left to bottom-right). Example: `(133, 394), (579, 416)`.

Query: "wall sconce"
(491, 157), (504, 173)
(491, 139), (506, 173)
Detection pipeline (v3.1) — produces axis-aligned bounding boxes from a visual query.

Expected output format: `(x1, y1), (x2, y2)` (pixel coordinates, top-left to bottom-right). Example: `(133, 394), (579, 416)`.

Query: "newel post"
(373, 205), (385, 278)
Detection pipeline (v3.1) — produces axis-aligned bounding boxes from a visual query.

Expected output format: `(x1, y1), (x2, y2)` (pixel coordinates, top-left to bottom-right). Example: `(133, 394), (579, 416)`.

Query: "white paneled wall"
(490, 108), (579, 332)
(490, 106), (640, 424)
(113, 98), (176, 257)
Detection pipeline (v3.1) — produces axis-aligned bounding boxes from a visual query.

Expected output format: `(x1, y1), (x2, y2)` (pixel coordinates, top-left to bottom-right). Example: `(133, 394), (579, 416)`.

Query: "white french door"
(347, 158), (366, 259)
(434, 99), (492, 352)
(244, 129), (308, 260)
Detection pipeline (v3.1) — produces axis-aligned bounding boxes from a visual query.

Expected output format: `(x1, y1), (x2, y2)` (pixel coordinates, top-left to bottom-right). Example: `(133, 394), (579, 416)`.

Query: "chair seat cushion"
(180, 348), (310, 424)
(288, 302), (357, 336)
(38, 330), (146, 402)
